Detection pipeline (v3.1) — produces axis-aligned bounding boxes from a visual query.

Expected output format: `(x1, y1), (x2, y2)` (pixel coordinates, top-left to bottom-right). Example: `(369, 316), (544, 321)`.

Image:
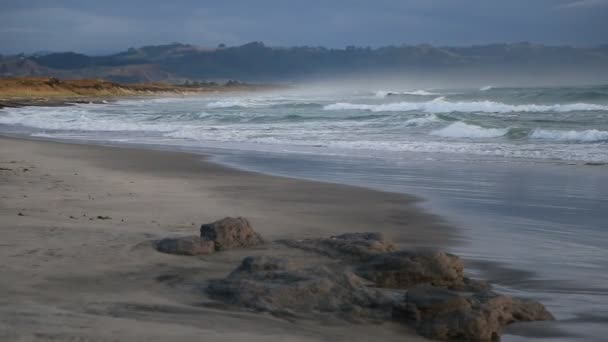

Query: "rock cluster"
(155, 217), (264, 256)
(154, 223), (553, 341)
(207, 231), (553, 341)
(207, 256), (394, 319)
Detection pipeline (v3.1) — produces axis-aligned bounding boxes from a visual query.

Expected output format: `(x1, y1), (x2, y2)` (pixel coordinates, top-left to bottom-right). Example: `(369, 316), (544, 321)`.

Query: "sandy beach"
(0, 136), (458, 341)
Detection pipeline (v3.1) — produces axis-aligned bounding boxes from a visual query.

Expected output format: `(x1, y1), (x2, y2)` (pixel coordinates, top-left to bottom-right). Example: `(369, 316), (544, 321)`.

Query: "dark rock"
(207, 256), (395, 318)
(357, 250), (488, 291)
(357, 250), (466, 289)
(280, 232), (396, 260)
(393, 285), (554, 341)
(156, 236), (215, 256)
(96, 215), (111, 220)
(200, 217), (263, 251)
(230, 255), (294, 274)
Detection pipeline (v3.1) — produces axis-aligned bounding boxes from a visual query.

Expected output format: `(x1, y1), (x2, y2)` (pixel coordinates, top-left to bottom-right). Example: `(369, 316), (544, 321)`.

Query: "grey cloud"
(557, 0), (608, 8)
(0, 1), (606, 54)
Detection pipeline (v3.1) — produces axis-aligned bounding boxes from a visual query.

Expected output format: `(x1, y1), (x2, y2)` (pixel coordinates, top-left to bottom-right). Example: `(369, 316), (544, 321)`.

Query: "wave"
(530, 129), (608, 142)
(206, 99), (257, 108)
(403, 114), (440, 127)
(0, 107), (177, 132)
(374, 90), (439, 98)
(323, 98), (608, 113)
(431, 122), (508, 139)
(480, 85), (493, 91)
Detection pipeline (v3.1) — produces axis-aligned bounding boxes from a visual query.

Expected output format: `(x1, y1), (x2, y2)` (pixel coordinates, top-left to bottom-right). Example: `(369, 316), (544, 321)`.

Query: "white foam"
(324, 98), (608, 113)
(206, 100), (250, 108)
(530, 129), (608, 142)
(480, 85), (493, 91)
(206, 98), (280, 108)
(405, 90), (438, 96)
(374, 90), (438, 98)
(431, 122), (508, 139)
(0, 107), (176, 132)
(402, 114), (440, 126)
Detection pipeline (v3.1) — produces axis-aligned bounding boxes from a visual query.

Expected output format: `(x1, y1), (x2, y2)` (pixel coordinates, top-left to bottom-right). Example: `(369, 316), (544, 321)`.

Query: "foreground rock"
(393, 285), (554, 341)
(207, 256), (395, 319)
(172, 230), (553, 340)
(200, 217), (264, 251)
(357, 251), (488, 291)
(156, 236), (215, 256)
(280, 232), (396, 260)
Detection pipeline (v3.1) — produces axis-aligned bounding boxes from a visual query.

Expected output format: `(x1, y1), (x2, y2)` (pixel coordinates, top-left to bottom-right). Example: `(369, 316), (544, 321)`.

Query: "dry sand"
(0, 136), (454, 341)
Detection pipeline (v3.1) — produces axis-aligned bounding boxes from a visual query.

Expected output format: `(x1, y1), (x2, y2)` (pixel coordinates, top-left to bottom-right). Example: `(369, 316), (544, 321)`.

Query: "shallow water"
(1, 84), (607, 340)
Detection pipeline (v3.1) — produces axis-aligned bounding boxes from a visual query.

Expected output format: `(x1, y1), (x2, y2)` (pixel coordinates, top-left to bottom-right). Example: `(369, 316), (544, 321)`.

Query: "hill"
(2, 42), (608, 84)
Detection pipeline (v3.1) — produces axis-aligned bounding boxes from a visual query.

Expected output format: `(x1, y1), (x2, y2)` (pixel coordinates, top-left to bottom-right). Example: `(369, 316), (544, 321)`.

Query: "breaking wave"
(431, 122), (509, 139)
(324, 98), (608, 113)
(402, 114), (440, 127)
(374, 90), (439, 98)
(206, 99), (263, 108)
(530, 129), (608, 142)
(0, 107), (177, 132)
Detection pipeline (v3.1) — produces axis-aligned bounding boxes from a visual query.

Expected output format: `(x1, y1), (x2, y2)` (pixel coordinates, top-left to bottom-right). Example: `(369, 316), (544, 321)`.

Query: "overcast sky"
(1, 0), (607, 54)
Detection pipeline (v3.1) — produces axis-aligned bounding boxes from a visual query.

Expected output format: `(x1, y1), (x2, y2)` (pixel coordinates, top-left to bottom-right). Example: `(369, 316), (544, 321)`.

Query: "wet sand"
(0, 136), (454, 341)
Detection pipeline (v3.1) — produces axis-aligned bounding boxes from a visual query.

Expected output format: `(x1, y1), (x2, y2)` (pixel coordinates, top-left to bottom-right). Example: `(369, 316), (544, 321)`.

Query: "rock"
(357, 251), (462, 289)
(357, 250), (487, 291)
(230, 255), (294, 274)
(208, 256), (395, 319)
(280, 232), (396, 260)
(393, 285), (554, 341)
(156, 236), (215, 256)
(200, 217), (263, 251)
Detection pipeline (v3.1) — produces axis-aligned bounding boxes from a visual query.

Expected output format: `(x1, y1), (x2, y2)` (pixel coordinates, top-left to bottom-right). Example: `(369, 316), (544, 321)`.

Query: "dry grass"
(0, 77), (212, 99)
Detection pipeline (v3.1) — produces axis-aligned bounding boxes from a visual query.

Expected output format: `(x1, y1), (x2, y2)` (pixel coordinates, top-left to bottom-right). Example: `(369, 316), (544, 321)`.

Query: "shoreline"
(0, 134), (456, 246)
(0, 135), (458, 341)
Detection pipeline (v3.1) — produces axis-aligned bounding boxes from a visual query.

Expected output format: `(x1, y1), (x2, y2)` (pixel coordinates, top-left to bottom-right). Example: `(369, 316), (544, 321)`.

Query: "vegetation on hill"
(1, 42), (607, 83)
(0, 77), (268, 104)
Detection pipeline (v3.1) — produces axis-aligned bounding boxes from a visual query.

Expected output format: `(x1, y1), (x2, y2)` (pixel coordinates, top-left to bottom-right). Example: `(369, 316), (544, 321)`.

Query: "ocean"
(1, 84), (607, 340)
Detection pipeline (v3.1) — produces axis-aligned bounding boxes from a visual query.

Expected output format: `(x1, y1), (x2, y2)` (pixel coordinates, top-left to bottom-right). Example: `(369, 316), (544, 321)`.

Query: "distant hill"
(1, 42), (607, 84)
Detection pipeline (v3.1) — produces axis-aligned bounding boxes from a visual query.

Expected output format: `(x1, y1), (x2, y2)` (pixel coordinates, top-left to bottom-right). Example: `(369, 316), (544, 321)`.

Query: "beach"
(0, 135), (454, 341)
(1, 83), (607, 340)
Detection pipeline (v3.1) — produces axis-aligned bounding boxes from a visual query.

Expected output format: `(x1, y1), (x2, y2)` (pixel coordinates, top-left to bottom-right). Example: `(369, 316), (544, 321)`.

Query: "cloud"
(557, 0), (608, 9)
(0, 1), (607, 54)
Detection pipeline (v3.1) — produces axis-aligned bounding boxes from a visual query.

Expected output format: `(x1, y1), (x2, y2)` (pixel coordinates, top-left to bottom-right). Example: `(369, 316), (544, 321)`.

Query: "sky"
(1, 0), (607, 54)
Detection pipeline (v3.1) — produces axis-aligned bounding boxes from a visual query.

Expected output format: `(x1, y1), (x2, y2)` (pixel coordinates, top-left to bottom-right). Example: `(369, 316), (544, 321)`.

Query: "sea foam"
(374, 90), (439, 98)
(431, 122), (508, 139)
(324, 98), (608, 113)
(530, 129), (608, 142)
